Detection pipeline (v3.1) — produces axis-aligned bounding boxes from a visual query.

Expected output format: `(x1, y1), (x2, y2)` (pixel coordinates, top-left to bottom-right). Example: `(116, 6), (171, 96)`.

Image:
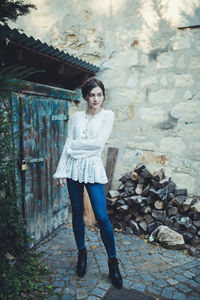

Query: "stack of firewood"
(107, 164), (200, 247)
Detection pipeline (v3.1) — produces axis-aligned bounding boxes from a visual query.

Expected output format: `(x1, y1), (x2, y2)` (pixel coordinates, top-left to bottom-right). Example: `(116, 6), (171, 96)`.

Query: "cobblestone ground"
(35, 222), (200, 300)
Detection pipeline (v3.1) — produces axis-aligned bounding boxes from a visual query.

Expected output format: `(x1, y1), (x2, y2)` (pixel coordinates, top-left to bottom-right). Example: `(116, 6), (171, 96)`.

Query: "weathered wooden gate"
(11, 81), (80, 244)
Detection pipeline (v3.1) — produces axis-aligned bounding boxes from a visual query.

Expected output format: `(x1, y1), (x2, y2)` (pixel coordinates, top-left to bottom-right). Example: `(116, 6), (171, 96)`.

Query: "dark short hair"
(81, 77), (105, 100)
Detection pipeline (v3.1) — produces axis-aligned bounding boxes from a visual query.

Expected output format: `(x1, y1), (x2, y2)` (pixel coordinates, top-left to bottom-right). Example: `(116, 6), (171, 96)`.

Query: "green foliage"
(0, 251), (53, 299)
(0, 0), (36, 24)
(0, 195), (28, 259)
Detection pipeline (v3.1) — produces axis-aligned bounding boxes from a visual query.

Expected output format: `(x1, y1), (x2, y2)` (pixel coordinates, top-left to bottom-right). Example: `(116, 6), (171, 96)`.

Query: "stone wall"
(11, 0), (200, 195)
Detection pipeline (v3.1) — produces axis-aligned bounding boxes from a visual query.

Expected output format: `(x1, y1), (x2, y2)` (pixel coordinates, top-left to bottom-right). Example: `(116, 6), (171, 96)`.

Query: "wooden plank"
(9, 78), (81, 101)
(105, 147), (119, 197)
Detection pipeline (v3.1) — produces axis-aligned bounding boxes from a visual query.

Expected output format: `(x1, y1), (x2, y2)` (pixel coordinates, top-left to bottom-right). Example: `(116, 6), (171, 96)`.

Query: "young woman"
(53, 77), (122, 289)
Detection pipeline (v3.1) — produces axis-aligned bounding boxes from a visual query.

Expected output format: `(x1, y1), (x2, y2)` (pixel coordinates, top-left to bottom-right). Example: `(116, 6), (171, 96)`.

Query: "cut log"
(138, 176), (145, 184)
(180, 231), (193, 242)
(191, 200), (200, 213)
(193, 220), (200, 228)
(124, 214), (132, 222)
(135, 183), (143, 195)
(117, 199), (127, 206)
(172, 196), (187, 206)
(125, 180), (135, 187)
(140, 168), (153, 179)
(193, 212), (200, 221)
(118, 183), (125, 192)
(131, 210), (140, 218)
(144, 214), (154, 224)
(190, 236), (200, 246)
(167, 206), (178, 216)
(135, 215), (144, 222)
(146, 194), (154, 205)
(126, 197), (134, 206)
(129, 220), (140, 235)
(151, 179), (163, 190)
(154, 200), (164, 210)
(134, 163), (145, 173)
(152, 210), (166, 222)
(153, 168), (165, 182)
(151, 178), (169, 190)
(129, 171), (139, 181)
(116, 204), (129, 213)
(166, 180), (176, 194)
(107, 190), (120, 199)
(140, 205), (152, 214)
(185, 224), (197, 234)
(167, 193), (174, 201)
(147, 222), (157, 232)
(139, 220), (148, 231)
(183, 197), (194, 211)
(107, 197), (118, 206)
(119, 175), (129, 183)
(120, 191), (128, 198)
(130, 195), (143, 204)
(124, 186), (133, 194)
(149, 187), (166, 200)
(174, 189), (188, 196)
(141, 184), (150, 197)
(170, 214), (182, 224)
(163, 217), (173, 227)
(178, 217), (192, 229)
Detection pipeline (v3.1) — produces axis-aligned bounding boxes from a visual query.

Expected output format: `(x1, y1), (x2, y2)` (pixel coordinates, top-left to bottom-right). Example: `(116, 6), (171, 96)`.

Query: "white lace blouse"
(53, 109), (114, 184)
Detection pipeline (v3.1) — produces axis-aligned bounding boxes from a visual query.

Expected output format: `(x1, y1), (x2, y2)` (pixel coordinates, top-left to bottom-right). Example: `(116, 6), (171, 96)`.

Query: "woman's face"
(86, 86), (104, 110)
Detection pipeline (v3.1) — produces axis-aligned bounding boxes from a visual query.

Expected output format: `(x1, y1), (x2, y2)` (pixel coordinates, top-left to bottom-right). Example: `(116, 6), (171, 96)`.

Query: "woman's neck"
(86, 106), (102, 116)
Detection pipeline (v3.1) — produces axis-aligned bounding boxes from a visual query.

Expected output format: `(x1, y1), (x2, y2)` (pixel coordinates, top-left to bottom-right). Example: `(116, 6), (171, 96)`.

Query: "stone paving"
(35, 221), (200, 300)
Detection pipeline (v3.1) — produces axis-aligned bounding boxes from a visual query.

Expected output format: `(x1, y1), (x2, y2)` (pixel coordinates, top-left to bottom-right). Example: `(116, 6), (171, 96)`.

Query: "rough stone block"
(157, 52), (173, 68)
(140, 107), (165, 124)
(190, 56), (200, 68)
(173, 36), (191, 50)
(149, 89), (175, 104)
(170, 100), (200, 121)
(141, 75), (157, 87)
(160, 137), (185, 155)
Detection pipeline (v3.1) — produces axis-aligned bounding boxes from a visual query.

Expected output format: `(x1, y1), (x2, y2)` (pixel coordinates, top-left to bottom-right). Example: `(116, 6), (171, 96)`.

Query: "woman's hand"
(59, 178), (66, 187)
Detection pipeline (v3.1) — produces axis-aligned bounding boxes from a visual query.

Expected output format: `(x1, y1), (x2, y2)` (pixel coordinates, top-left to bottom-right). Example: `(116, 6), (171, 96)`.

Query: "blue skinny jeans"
(67, 178), (116, 259)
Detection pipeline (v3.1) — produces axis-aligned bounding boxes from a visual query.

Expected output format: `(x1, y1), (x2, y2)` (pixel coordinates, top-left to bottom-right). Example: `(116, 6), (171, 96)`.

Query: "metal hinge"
(26, 158), (44, 163)
(52, 114), (69, 121)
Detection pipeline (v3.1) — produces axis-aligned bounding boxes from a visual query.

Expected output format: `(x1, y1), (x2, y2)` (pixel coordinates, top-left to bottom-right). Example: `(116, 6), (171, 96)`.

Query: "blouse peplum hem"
(54, 155), (108, 184)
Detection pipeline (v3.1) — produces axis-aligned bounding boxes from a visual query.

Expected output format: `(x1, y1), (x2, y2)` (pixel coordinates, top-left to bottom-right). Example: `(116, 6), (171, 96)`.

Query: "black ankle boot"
(76, 248), (87, 277)
(108, 258), (123, 289)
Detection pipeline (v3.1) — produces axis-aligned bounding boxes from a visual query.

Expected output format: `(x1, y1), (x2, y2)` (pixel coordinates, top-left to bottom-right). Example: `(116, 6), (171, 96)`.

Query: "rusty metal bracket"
(26, 158), (44, 163)
(52, 114), (69, 121)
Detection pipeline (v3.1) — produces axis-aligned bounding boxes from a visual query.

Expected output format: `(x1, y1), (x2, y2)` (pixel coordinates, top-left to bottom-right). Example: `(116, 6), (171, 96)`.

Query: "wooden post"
(105, 147), (119, 196)
(83, 187), (96, 226)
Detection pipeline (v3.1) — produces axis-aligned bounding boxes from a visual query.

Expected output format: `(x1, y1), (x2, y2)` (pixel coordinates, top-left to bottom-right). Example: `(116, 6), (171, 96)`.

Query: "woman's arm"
(66, 111), (114, 159)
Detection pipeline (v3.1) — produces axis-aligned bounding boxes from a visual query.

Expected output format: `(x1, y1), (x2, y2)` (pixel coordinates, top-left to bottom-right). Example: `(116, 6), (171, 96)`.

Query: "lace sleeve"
(53, 113), (76, 179)
(66, 111), (114, 159)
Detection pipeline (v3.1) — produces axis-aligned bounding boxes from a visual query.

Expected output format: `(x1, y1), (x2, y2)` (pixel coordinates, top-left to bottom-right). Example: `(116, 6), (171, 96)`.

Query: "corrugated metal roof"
(1, 24), (100, 73)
